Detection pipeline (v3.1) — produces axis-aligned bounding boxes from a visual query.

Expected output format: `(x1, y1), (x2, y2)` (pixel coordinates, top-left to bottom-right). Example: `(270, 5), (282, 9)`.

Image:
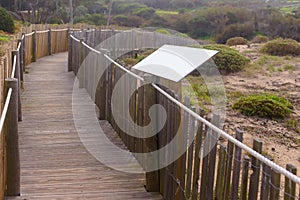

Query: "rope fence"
(69, 29), (300, 200)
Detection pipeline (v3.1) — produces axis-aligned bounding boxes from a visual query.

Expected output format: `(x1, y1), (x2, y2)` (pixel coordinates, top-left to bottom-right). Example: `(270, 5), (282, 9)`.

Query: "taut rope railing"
(69, 29), (300, 200)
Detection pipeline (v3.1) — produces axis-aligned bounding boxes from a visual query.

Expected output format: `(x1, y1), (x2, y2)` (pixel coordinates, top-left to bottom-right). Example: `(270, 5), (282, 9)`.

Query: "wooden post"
(48, 29), (52, 55)
(32, 30), (37, 62)
(223, 141), (234, 200)
(270, 169), (281, 200)
(4, 78), (20, 196)
(231, 129), (243, 200)
(215, 144), (227, 200)
(185, 106), (196, 199)
(79, 39), (84, 89)
(248, 139), (262, 200)
(284, 164), (297, 200)
(143, 75), (159, 192)
(191, 109), (204, 200)
(206, 114), (220, 200)
(12, 51), (22, 122)
(68, 32), (73, 72)
(17, 40), (24, 82)
(260, 156), (272, 200)
(240, 155), (250, 200)
(21, 33), (26, 72)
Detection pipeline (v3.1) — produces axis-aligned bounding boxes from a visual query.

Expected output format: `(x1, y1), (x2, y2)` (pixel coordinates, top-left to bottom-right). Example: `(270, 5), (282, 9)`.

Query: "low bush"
(226, 37), (248, 46)
(260, 38), (300, 56)
(233, 94), (293, 119)
(0, 7), (14, 33)
(202, 44), (250, 73)
(251, 35), (268, 43)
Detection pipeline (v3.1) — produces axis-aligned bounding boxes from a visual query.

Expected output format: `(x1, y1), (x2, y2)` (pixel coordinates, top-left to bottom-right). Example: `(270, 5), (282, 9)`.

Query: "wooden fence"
(69, 29), (300, 200)
(0, 25), (70, 199)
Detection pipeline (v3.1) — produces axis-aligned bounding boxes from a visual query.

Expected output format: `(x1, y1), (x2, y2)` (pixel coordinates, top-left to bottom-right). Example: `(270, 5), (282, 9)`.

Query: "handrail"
(70, 35), (80, 42)
(16, 42), (21, 52)
(36, 30), (49, 34)
(51, 28), (68, 32)
(25, 32), (34, 37)
(0, 89), (12, 133)
(11, 55), (17, 79)
(70, 34), (300, 186)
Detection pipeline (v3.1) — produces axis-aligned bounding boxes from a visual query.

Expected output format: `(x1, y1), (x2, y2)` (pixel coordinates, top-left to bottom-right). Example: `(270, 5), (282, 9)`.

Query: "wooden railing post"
(79, 39), (84, 88)
(68, 31), (73, 72)
(17, 40), (24, 82)
(143, 74), (159, 192)
(249, 139), (263, 200)
(284, 164), (297, 200)
(231, 129), (243, 200)
(21, 33), (26, 69)
(32, 30), (37, 62)
(4, 78), (20, 196)
(12, 51), (22, 122)
(48, 29), (52, 55)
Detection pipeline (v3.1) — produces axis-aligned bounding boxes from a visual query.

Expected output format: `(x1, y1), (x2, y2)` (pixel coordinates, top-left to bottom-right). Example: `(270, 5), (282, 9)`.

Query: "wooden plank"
(231, 130), (243, 200)
(223, 141), (234, 200)
(240, 155), (250, 200)
(248, 139), (263, 200)
(284, 164), (297, 200)
(185, 106), (196, 199)
(270, 169), (281, 200)
(260, 156), (272, 200)
(215, 144), (227, 200)
(206, 114), (220, 200)
(191, 109), (204, 200)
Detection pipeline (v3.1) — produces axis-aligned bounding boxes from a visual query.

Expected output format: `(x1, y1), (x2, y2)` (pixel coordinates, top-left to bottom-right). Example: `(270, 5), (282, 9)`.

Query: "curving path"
(6, 52), (162, 200)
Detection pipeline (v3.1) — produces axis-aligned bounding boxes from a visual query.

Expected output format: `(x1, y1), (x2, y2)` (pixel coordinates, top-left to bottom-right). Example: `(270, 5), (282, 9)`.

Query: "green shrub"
(202, 44), (250, 73)
(0, 7), (14, 33)
(226, 37), (248, 46)
(155, 29), (171, 35)
(260, 38), (300, 56)
(216, 23), (255, 44)
(251, 35), (269, 43)
(233, 94), (293, 119)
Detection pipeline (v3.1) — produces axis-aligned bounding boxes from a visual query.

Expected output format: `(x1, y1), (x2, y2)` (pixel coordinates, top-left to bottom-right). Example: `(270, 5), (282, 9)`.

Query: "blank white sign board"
(132, 45), (218, 82)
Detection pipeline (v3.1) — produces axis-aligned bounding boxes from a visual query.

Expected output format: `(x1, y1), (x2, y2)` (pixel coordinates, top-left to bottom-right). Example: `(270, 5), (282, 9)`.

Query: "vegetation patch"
(202, 44), (250, 73)
(233, 94), (293, 119)
(260, 38), (300, 56)
(286, 118), (300, 133)
(155, 10), (179, 16)
(226, 37), (248, 46)
(250, 35), (269, 44)
(155, 29), (171, 35)
(0, 7), (14, 33)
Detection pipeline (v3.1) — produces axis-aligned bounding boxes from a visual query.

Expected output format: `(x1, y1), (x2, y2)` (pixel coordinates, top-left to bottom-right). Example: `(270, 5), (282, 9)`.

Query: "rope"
(11, 55), (17, 79)
(16, 42), (21, 52)
(36, 30), (49, 34)
(0, 88), (12, 134)
(25, 32), (34, 37)
(51, 28), (68, 32)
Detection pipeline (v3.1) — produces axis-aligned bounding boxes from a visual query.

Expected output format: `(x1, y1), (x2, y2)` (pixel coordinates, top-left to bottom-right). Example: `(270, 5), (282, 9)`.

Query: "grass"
(286, 117), (300, 133)
(155, 10), (179, 16)
(280, 6), (299, 15)
(0, 33), (10, 43)
(283, 64), (295, 72)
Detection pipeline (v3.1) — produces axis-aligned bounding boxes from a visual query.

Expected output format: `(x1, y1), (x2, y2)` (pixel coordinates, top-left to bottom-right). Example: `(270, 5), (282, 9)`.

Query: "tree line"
(0, 0), (299, 42)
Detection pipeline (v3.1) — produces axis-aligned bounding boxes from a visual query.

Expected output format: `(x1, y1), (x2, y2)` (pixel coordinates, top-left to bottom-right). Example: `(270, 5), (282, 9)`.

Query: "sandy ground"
(222, 44), (300, 170)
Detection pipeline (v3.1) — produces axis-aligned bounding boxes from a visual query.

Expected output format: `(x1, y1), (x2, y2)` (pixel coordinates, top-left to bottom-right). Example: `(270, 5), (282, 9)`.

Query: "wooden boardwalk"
(7, 53), (162, 200)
